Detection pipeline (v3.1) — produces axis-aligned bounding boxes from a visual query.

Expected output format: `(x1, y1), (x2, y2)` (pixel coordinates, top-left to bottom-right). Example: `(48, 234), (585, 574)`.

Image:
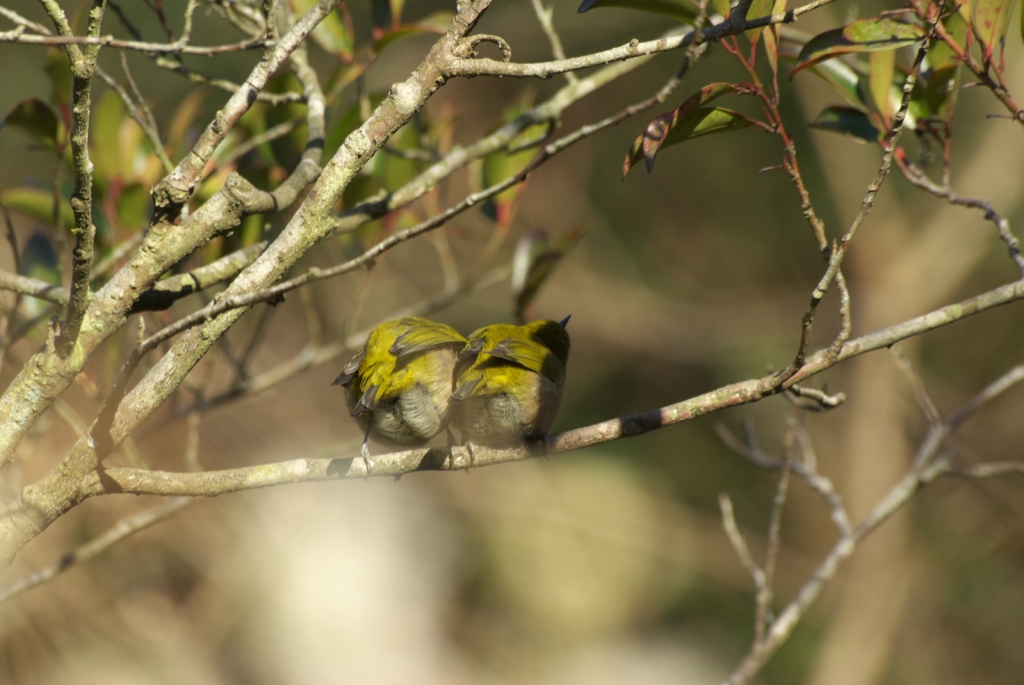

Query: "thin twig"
(890, 344), (942, 425)
(135, 50), (710, 358)
(0, 497), (191, 604)
(91, 232), (144, 279)
(719, 493), (766, 589)
(529, 0), (577, 85)
(716, 421), (852, 538)
(0, 270), (69, 305)
(447, 0), (839, 78)
(184, 411), (201, 471)
(51, 0), (108, 357)
(785, 384), (846, 410)
(95, 63), (174, 173)
(948, 462), (1024, 478)
(946, 365), (1024, 430)
(330, 27), (690, 236)
(897, 155), (1024, 277)
(0, 29), (270, 54)
(755, 421), (794, 643)
(796, 19), (937, 370)
(191, 263), (512, 413)
(73, 286), (1024, 495)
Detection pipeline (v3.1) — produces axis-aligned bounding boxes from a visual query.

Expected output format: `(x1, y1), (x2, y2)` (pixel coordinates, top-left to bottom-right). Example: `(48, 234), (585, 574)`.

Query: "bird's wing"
(389, 323), (466, 359)
(451, 376), (483, 402)
(350, 385), (379, 416)
(332, 345), (366, 387)
(488, 339), (551, 376)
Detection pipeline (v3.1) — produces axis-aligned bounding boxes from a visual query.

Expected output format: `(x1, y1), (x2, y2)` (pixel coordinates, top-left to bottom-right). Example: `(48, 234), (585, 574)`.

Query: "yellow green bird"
(451, 317), (570, 445)
(333, 317), (468, 468)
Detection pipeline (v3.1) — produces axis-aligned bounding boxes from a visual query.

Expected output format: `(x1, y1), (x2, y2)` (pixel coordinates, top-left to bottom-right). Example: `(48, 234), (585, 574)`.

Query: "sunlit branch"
(64, 279), (1024, 503)
(897, 154), (1024, 278)
(446, 0), (837, 78)
(796, 22), (936, 370)
(721, 362), (1022, 685)
(132, 50), (707, 359)
(0, 26), (270, 54)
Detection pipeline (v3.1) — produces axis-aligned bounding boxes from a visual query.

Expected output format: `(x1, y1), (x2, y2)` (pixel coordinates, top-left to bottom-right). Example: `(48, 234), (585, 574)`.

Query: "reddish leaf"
(924, 10), (969, 122)
(973, 0), (1018, 64)
(792, 18), (924, 77)
(291, 0), (353, 60)
(624, 84), (754, 175)
(0, 99), (61, 150)
(809, 106), (881, 142)
(0, 186), (75, 228)
(868, 49), (896, 123)
(374, 11), (454, 52)
(512, 228), (586, 323)
(745, 0), (775, 49)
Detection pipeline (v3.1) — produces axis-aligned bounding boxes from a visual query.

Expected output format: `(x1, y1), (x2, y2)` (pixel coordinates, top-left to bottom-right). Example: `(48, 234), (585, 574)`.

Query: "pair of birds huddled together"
(333, 316), (571, 468)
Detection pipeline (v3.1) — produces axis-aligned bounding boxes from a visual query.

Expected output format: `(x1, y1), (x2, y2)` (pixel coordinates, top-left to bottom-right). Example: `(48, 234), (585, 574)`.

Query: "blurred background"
(1, 0), (1024, 683)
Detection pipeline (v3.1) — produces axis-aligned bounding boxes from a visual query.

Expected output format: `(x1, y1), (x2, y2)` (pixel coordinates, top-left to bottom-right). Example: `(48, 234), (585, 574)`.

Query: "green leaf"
(921, 8), (968, 121)
(44, 48), (71, 115)
(20, 230), (61, 315)
(812, 62), (867, 109)
(625, 107), (756, 175)
(372, 0), (406, 32)
(167, 88), (208, 155)
(974, 0), (1018, 63)
(792, 18), (925, 76)
(1, 186), (75, 228)
(91, 90), (126, 182)
(116, 183), (150, 232)
(930, 10), (969, 71)
(922, 64), (961, 122)
(624, 83), (754, 175)
(324, 101), (363, 161)
(22, 231), (59, 283)
(372, 123), (422, 191)
(868, 49), (896, 122)
(292, 0), (353, 60)
(480, 125), (546, 227)
(374, 11), (455, 52)
(781, 43), (867, 108)
(762, 12), (786, 76)
(341, 173), (381, 212)
(0, 99), (61, 150)
(577, 0), (698, 23)
(512, 228), (586, 323)
(747, 0), (785, 49)
(809, 105), (881, 142)
(480, 95), (549, 226)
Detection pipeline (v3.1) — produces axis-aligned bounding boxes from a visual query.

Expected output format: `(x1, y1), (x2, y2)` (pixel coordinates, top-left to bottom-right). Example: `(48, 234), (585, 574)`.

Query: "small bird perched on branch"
(333, 317), (468, 471)
(451, 317), (571, 446)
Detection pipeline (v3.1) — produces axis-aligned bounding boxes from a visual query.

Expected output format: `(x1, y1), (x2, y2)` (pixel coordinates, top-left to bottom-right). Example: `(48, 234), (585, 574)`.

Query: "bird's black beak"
(558, 315), (571, 328)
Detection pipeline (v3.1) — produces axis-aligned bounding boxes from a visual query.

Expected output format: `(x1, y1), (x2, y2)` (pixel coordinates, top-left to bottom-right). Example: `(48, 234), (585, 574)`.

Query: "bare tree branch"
(47, 0), (108, 357)
(719, 492), (766, 591)
(0, 0), (335, 468)
(721, 360), (1024, 684)
(897, 155), (1024, 277)
(0, 497), (191, 604)
(0, 270), (69, 305)
(795, 21), (935, 370)
(0, 24), (270, 54)
(529, 0), (577, 85)
(446, 0), (837, 78)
